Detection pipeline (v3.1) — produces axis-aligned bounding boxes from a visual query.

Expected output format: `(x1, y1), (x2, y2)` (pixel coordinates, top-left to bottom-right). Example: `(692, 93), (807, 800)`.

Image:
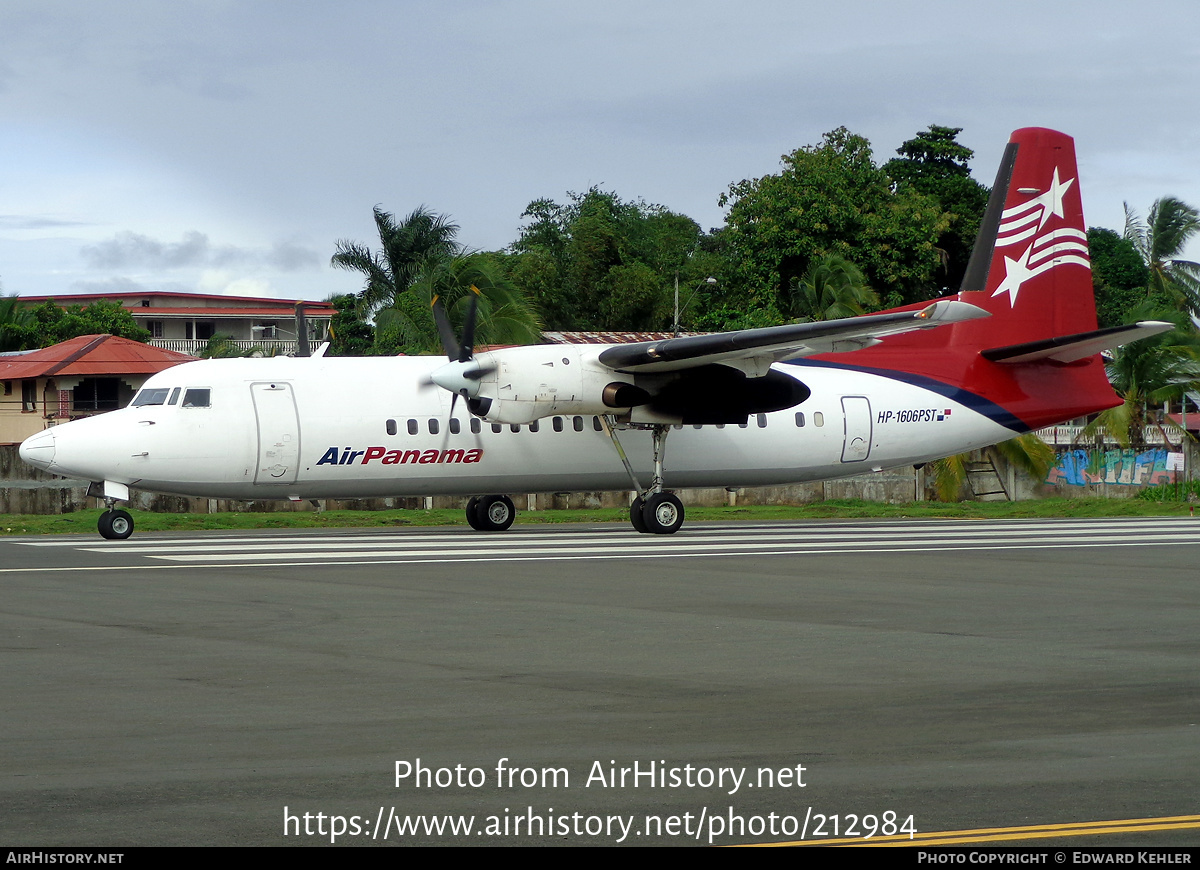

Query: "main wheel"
(98, 509), (134, 540)
(465, 496), (485, 530)
(629, 495), (649, 533)
(642, 492), (684, 535)
(475, 494), (516, 531)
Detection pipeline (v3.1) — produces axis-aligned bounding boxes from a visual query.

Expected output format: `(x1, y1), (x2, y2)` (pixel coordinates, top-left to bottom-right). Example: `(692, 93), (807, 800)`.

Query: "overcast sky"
(2, 1), (1197, 303)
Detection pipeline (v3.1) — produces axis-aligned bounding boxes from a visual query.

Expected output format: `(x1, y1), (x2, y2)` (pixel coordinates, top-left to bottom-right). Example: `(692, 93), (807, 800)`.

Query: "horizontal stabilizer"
(980, 321), (1174, 364)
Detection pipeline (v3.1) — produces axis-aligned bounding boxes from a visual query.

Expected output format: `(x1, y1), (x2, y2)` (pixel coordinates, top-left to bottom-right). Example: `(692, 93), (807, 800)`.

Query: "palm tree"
(0, 294), (35, 352)
(929, 433), (1056, 502)
(374, 253), (541, 354)
(1123, 197), (1200, 314)
(331, 206), (461, 317)
(783, 254), (879, 321)
(1080, 306), (1200, 451)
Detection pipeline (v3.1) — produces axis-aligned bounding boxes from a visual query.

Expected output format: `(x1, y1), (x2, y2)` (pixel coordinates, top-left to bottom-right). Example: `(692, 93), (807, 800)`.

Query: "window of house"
(73, 378), (120, 412)
(22, 380), (37, 412)
(147, 321), (164, 338)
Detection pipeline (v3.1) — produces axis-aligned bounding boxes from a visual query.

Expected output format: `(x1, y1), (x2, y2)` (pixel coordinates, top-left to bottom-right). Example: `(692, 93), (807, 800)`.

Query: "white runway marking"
(9, 517), (1200, 571)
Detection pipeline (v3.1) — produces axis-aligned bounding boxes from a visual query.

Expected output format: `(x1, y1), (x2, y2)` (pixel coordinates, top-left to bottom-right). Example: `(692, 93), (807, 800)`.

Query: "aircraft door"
(840, 396), (873, 462)
(251, 382), (301, 485)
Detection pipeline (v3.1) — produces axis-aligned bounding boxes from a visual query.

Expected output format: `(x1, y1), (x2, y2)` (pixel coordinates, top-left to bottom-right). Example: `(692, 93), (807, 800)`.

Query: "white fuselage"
(22, 355), (1017, 500)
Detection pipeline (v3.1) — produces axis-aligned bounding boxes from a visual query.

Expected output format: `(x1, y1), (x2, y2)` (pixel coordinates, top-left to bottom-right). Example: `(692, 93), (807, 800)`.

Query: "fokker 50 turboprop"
(20, 128), (1169, 539)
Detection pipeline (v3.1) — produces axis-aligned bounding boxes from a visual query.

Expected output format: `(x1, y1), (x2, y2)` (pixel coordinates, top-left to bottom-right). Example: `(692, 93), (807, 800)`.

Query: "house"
(0, 334), (194, 445)
(19, 291), (335, 356)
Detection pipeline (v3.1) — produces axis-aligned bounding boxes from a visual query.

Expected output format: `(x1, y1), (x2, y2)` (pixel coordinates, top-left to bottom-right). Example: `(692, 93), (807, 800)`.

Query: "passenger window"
(450, 418), (461, 435)
(492, 423), (503, 434)
(408, 419), (419, 435)
(386, 419), (397, 436)
(510, 424), (520, 433)
(181, 388), (210, 408)
(552, 417), (563, 432)
(471, 419), (482, 434)
(573, 416), (584, 432)
(592, 417), (603, 432)
(814, 412), (824, 427)
(428, 419), (439, 435)
(795, 412), (805, 427)
(738, 421), (748, 429)
(529, 420), (539, 433)
(757, 414), (767, 428)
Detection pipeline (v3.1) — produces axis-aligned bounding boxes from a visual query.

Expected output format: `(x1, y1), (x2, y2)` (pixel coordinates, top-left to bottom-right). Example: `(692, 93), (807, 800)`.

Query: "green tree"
(332, 206), (539, 355)
(883, 125), (990, 294)
(1087, 228), (1154, 328)
(0, 294), (35, 352)
(782, 254), (878, 322)
(929, 434), (1056, 502)
(508, 188), (706, 331)
(719, 127), (949, 317)
(1123, 197), (1200, 314)
(1081, 306), (1200, 451)
(326, 294), (375, 356)
(1, 299), (151, 350)
(331, 205), (461, 317)
(374, 253), (541, 355)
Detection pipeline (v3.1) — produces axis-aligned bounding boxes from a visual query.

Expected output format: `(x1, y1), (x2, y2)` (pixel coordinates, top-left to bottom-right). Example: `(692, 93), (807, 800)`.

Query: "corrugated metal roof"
(541, 331), (702, 344)
(0, 335), (196, 380)
(19, 291), (335, 311)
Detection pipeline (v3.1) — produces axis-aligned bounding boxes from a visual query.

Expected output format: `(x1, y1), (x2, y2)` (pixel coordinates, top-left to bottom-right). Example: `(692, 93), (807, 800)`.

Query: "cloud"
(0, 214), (92, 230)
(80, 231), (321, 271)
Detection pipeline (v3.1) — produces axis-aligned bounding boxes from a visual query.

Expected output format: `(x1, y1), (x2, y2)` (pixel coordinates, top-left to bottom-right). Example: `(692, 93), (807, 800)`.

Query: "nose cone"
(19, 429), (56, 471)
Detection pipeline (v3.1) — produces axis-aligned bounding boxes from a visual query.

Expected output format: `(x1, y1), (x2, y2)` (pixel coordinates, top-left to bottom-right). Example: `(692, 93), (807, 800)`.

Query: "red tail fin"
(817, 127), (1120, 431)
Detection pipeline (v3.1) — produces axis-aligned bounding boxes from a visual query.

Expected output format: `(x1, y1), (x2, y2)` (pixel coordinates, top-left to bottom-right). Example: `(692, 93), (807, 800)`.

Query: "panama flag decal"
(991, 166), (1091, 307)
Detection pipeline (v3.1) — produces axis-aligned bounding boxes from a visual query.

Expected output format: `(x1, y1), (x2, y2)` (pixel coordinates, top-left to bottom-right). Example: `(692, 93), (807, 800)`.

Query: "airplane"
(20, 127), (1170, 540)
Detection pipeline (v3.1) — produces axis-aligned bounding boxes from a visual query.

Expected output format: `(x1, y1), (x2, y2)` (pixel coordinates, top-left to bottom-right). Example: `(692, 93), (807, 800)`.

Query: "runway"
(2, 518), (1199, 846)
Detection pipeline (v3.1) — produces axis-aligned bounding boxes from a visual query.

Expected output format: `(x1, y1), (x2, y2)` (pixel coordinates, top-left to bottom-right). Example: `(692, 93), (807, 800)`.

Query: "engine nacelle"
(432, 344), (810, 426)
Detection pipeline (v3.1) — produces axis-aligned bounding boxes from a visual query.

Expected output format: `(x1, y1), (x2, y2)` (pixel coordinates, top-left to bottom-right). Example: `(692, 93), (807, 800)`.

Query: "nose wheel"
(98, 508), (134, 540)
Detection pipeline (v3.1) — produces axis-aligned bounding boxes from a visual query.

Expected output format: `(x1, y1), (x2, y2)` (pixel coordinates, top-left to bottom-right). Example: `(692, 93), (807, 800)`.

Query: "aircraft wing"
(596, 299), (989, 374)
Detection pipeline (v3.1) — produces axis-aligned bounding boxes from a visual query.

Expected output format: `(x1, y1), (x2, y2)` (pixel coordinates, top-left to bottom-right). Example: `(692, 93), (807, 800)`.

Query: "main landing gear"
(98, 501), (134, 540)
(465, 494), (516, 532)
(604, 419), (685, 535)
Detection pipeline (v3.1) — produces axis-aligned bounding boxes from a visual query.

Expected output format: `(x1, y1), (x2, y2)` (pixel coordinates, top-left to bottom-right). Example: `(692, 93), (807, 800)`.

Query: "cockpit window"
(181, 388), (211, 408)
(131, 388), (170, 406)
(168, 387), (181, 405)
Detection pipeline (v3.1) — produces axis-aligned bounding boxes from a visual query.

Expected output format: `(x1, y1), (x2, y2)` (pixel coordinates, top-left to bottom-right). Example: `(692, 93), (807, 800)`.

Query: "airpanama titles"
(317, 446), (484, 466)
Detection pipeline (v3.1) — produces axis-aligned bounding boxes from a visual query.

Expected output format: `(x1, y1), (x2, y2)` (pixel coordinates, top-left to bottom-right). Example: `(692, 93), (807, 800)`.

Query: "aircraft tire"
(465, 496), (485, 530)
(98, 509), (134, 540)
(629, 496), (649, 533)
(642, 492), (684, 535)
(476, 494), (516, 532)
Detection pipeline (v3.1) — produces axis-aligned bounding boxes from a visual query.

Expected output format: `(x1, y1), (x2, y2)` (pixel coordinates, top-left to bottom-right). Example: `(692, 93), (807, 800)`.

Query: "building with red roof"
(19, 291), (334, 356)
(0, 334), (195, 444)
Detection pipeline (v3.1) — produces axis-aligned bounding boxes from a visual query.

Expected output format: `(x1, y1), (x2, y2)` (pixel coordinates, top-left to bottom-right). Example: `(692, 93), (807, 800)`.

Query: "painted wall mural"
(1045, 448), (1182, 487)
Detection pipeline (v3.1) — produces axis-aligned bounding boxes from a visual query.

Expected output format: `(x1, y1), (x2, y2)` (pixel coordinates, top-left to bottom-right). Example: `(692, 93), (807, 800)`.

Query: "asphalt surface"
(2, 518), (1198, 847)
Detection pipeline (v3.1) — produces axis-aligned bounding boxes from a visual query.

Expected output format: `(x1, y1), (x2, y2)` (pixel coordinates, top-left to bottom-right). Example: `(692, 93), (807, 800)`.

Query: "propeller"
(429, 286), (495, 417)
